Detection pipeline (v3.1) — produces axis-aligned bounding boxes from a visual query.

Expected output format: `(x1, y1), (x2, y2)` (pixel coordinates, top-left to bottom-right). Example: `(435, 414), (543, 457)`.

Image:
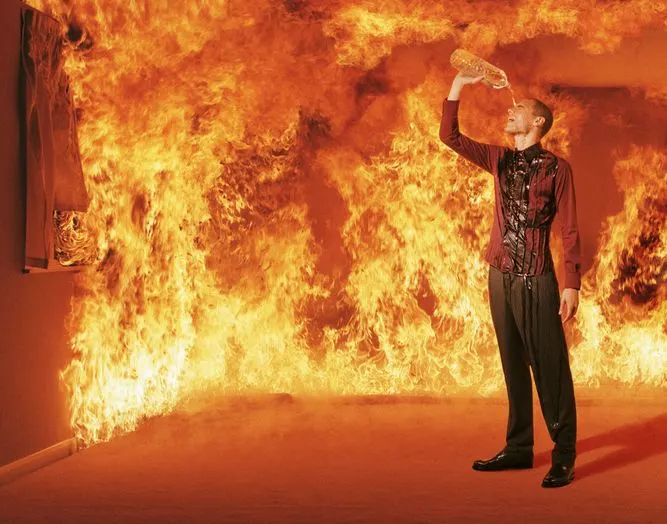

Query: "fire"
(26, 0), (666, 444)
(573, 147), (667, 386)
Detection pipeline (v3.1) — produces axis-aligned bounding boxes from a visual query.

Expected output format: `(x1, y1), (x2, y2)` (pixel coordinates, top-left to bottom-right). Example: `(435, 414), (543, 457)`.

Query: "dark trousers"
(488, 265), (577, 464)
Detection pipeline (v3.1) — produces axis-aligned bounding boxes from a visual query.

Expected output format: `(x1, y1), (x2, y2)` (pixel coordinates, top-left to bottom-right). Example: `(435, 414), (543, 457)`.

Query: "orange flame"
(26, 0), (667, 444)
(573, 146), (666, 386)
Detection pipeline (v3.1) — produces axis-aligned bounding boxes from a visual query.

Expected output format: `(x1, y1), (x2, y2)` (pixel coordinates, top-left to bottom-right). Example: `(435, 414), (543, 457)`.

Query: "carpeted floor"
(1, 393), (666, 523)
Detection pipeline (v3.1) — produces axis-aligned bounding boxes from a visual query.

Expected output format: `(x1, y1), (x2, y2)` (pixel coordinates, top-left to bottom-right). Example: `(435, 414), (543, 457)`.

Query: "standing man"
(440, 72), (582, 488)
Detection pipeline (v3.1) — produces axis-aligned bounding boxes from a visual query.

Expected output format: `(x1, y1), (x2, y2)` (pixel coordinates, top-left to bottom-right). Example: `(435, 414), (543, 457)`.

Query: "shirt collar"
(515, 142), (543, 163)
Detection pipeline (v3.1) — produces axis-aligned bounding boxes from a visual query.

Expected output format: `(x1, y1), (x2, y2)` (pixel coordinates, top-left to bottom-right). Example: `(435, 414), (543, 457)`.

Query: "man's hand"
(448, 72), (484, 101)
(559, 288), (579, 323)
(453, 71), (484, 86)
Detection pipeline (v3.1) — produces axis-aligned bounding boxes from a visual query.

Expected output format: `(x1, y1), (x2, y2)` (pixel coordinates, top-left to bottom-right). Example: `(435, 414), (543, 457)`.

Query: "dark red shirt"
(439, 100), (582, 290)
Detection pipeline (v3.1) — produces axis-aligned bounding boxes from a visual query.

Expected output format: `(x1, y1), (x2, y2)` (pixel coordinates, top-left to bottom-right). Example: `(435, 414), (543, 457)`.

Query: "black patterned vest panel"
(499, 148), (559, 275)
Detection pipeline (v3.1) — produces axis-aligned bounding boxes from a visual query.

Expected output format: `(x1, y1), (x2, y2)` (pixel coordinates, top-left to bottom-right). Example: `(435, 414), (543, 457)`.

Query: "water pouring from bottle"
(449, 49), (516, 106)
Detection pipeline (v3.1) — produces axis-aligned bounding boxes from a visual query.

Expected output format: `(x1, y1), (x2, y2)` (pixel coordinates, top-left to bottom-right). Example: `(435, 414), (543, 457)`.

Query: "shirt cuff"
(563, 272), (581, 290)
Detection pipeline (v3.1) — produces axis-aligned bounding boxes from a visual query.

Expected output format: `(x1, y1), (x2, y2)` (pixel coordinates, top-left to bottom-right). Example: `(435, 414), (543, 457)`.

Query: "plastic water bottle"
(449, 49), (510, 90)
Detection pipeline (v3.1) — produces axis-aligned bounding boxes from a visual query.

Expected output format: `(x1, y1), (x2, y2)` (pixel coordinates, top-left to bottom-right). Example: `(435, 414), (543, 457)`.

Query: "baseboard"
(0, 438), (78, 486)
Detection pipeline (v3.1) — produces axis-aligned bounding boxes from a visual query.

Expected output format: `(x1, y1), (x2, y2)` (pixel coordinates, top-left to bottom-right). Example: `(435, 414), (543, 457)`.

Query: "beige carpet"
(1, 393), (666, 523)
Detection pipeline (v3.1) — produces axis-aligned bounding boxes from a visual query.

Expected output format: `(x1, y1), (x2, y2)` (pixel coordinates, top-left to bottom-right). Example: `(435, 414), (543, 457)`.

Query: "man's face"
(505, 99), (537, 135)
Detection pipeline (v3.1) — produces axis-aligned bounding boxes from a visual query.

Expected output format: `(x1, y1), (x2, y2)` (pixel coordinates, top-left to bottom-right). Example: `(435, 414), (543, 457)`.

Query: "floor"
(1, 393), (666, 523)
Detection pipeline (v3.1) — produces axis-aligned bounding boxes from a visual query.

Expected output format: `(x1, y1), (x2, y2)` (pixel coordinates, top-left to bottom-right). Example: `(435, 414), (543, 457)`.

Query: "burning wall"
(25, 0), (667, 444)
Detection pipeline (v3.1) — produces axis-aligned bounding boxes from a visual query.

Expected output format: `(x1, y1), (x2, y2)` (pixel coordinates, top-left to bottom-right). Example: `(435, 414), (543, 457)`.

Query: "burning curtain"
(22, 5), (88, 270)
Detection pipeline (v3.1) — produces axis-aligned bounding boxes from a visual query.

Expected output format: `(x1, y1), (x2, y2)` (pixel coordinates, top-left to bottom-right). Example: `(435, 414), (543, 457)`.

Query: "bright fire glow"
(27, 0), (667, 444)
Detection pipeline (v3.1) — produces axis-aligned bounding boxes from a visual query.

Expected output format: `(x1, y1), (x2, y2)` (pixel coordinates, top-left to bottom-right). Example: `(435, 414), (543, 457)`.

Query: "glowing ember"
(26, 0), (667, 444)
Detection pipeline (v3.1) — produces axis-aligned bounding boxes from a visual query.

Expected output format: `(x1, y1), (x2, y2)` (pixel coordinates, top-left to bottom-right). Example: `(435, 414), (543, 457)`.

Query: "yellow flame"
(25, 0), (667, 444)
(574, 147), (667, 386)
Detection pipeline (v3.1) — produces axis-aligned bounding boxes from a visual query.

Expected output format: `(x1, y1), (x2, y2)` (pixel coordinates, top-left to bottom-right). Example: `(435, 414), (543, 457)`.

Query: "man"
(440, 71), (582, 488)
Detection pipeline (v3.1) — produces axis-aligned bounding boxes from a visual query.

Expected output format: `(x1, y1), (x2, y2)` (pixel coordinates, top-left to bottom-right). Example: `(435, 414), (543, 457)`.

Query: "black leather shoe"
(541, 463), (575, 488)
(472, 450), (533, 471)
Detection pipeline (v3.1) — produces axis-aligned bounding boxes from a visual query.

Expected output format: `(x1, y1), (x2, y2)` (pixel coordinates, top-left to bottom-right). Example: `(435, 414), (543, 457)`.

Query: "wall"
(0, 0), (75, 467)
(567, 88), (667, 276)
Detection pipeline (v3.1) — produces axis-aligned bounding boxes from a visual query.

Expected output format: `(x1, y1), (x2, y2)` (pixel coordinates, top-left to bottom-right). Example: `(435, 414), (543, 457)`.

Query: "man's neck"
(513, 134), (540, 151)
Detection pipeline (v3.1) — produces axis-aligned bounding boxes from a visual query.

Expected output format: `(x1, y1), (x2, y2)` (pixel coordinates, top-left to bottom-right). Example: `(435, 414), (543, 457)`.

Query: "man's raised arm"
(439, 72), (504, 175)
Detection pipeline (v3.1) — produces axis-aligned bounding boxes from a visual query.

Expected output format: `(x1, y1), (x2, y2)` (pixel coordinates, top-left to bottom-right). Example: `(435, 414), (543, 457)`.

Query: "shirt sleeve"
(553, 159), (582, 290)
(439, 99), (504, 175)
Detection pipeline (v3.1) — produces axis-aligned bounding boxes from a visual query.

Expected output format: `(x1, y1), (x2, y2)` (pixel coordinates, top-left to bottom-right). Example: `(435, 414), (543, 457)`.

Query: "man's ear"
(534, 116), (546, 128)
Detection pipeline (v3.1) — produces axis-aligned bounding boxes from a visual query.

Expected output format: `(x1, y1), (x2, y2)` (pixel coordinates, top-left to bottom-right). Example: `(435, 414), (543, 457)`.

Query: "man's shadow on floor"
(534, 412), (667, 480)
